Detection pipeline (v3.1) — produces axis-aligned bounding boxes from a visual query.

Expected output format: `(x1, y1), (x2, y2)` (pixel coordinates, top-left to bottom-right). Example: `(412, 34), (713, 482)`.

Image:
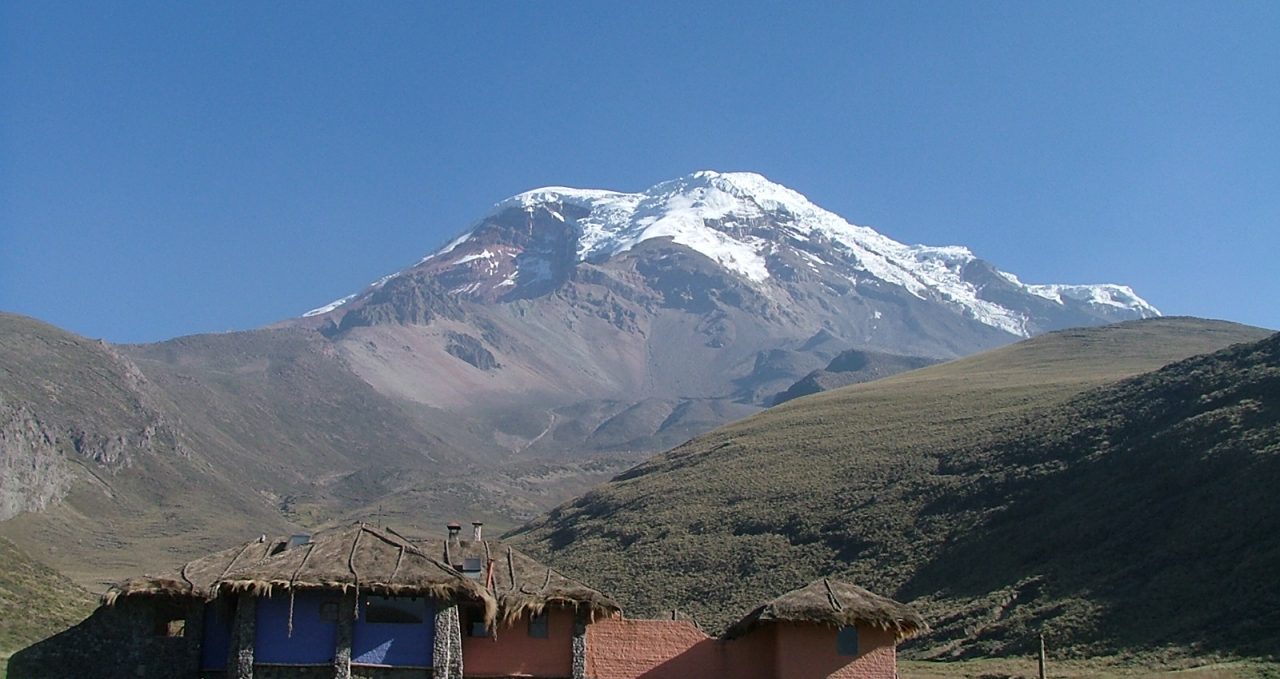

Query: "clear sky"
(2, 2), (1277, 343)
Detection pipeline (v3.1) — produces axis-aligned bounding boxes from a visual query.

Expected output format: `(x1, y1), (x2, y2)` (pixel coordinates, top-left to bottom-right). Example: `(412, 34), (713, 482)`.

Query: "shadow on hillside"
(900, 339), (1280, 658)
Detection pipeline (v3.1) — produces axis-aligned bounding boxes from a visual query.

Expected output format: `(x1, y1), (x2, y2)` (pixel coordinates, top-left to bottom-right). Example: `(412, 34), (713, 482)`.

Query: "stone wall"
(431, 601), (462, 679)
(8, 596), (203, 679)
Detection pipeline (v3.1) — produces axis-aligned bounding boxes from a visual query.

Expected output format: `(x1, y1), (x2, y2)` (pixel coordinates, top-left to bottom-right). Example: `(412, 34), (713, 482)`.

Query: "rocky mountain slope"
(508, 318), (1277, 657)
(1, 171), (1164, 589)
(290, 170), (1158, 458)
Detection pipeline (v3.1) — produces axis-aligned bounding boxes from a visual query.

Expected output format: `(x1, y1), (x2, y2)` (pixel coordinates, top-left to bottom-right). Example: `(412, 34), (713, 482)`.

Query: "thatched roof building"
(722, 578), (926, 641)
(104, 534), (288, 604)
(104, 524), (497, 623)
(414, 532), (621, 626)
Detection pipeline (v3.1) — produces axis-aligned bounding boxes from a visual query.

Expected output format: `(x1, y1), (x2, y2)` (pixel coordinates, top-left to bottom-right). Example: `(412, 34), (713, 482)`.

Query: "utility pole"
(1038, 633), (1047, 679)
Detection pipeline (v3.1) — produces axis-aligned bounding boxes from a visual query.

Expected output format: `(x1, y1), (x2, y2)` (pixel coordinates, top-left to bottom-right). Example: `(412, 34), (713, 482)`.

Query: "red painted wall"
(584, 619), (894, 679)
(462, 607), (575, 678)
(585, 618), (721, 678)
(772, 623), (897, 679)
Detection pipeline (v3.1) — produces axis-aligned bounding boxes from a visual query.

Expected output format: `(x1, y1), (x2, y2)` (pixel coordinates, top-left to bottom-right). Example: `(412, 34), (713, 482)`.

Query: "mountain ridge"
(303, 170), (1158, 338)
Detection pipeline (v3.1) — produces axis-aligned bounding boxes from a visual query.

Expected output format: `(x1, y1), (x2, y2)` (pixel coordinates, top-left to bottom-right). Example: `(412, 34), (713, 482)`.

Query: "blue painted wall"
(200, 603), (233, 669)
(352, 595), (434, 667)
(255, 591), (340, 664)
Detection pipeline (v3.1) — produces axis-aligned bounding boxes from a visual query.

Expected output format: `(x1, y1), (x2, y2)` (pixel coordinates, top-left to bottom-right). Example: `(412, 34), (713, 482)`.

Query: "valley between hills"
(1, 172), (1277, 674)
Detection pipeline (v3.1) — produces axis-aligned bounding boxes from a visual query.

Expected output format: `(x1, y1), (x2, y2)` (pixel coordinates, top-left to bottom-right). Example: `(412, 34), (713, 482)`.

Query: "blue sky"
(2, 2), (1277, 343)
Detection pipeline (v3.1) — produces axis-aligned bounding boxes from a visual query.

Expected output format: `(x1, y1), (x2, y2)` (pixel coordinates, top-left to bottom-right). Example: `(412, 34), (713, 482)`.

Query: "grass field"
(901, 658), (1280, 679)
(0, 537), (94, 679)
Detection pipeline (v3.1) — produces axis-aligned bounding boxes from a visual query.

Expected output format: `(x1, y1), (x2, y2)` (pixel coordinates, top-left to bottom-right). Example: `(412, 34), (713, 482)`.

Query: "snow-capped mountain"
(306, 171), (1157, 338)
(293, 171), (1158, 460)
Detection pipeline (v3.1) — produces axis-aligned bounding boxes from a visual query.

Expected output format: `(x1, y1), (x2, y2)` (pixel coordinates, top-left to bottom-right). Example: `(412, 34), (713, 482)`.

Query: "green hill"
(0, 537), (94, 676)
(508, 318), (1277, 658)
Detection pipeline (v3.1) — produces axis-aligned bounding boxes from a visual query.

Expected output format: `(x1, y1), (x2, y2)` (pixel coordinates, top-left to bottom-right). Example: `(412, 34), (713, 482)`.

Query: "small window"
(837, 626), (860, 656)
(153, 603), (187, 637)
(363, 596), (424, 624)
(462, 605), (490, 637)
(319, 601), (340, 623)
(528, 611), (549, 639)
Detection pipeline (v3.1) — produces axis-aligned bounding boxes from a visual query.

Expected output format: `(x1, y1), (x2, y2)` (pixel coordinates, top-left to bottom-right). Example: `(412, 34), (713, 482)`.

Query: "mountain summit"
(285, 171), (1161, 462)
(306, 171), (1158, 338)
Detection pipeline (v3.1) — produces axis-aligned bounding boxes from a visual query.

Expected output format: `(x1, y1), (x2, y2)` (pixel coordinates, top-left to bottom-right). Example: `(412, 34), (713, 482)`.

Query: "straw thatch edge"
(102, 578), (203, 606)
(216, 577), (497, 626)
(496, 590), (622, 627)
(721, 579), (928, 641)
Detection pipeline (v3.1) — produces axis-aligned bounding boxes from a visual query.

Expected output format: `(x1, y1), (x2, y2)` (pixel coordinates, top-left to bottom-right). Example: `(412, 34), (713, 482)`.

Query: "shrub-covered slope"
(0, 537), (93, 672)
(509, 318), (1277, 657)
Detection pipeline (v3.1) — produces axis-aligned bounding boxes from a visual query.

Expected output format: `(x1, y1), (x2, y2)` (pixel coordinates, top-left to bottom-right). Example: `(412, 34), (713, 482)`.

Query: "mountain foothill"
(1, 171), (1273, 661)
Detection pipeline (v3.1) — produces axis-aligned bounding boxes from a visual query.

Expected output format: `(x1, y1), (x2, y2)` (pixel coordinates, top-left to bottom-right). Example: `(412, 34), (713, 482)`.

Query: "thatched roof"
(414, 535), (621, 626)
(218, 524), (496, 622)
(104, 535), (287, 605)
(105, 524), (497, 625)
(722, 578), (926, 641)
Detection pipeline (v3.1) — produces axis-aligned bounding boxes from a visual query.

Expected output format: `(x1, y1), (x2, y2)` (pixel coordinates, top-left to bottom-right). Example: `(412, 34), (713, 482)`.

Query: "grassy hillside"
(0, 537), (94, 677)
(0, 312), (622, 589)
(509, 318), (1276, 658)
(0, 313), (296, 587)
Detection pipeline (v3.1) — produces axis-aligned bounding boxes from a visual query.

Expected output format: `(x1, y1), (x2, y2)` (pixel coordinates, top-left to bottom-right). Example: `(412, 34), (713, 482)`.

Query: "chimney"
(443, 522), (462, 569)
(472, 521), (484, 542)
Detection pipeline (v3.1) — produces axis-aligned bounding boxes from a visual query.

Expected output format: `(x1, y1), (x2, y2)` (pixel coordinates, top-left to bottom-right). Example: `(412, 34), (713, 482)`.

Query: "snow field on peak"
(302, 170), (1158, 334)
(1027, 283), (1160, 314)
(302, 293), (358, 318)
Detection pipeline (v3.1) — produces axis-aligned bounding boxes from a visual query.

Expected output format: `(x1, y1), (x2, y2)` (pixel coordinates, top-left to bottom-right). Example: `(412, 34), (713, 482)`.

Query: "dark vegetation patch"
(508, 320), (1279, 659)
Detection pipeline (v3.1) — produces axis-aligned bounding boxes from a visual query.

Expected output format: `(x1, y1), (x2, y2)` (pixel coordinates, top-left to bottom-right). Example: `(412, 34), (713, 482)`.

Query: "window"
(352, 596), (433, 666)
(319, 601), (340, 623)
(464, 607), (490, 637)
(363, 596), (424, 624)
(837, 626), (860, 657)
(152, 602), (186, 637)
(528, 611), (549, 639)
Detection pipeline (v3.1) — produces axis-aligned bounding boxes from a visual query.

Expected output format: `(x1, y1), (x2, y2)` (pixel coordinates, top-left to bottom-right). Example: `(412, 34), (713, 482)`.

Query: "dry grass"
(0, 537), (94, 671)
(901, 657), (1280, 679)
(510, 319), (1279, 658)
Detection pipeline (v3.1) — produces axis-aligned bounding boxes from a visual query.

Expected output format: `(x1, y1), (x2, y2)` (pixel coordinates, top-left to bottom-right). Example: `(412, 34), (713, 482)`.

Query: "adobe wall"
(584, 618), (723, 679)
(772, 623), (897, 679)
(584, 618), (895, 679)
(462, 607), (576, 678)
(722, 624), (776, 679)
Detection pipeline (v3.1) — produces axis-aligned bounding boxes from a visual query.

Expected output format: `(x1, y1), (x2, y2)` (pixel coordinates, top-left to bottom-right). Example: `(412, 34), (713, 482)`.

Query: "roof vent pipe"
(472, 521), (483, 542)
(445, 522), (463, 567)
